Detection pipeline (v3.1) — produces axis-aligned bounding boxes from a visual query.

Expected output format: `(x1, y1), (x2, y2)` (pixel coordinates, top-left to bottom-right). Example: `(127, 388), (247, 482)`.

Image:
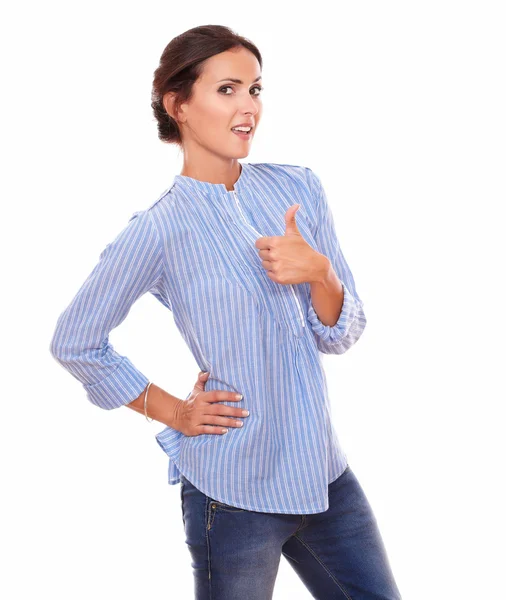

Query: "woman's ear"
(163, 91), (178, 122)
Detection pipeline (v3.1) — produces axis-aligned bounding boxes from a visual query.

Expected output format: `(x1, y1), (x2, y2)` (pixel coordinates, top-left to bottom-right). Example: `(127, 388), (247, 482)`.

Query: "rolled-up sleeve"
(49, 210), (164, 409)
(305, 167), (367, 355)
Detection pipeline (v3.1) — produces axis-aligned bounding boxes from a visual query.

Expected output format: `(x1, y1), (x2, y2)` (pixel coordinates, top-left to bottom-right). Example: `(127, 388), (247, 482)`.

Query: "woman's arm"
(308, 253), (345, 328)
(125, 383), (183, 427)
(305, 168), (367, 355)
(49, 209), (166, 409)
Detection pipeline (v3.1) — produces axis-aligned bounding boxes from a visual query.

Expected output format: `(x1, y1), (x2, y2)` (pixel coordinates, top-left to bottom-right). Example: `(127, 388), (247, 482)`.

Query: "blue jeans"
(180, 464), (402, 599)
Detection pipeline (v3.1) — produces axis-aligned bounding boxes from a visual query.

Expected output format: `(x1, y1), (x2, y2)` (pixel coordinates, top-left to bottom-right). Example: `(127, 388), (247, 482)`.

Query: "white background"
(2, 1), (505, 598)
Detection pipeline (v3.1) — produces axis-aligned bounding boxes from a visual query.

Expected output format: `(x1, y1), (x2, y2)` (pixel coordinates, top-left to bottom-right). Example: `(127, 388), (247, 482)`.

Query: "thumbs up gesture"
(254, 204), (329, 285)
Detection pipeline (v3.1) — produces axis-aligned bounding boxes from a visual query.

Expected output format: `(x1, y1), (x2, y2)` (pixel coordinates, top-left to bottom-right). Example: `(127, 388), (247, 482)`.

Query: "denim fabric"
(180, 464), (402, 599)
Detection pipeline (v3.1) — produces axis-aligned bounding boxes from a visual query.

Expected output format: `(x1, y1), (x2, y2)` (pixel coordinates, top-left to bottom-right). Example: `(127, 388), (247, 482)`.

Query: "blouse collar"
(170, 161), (251, 200)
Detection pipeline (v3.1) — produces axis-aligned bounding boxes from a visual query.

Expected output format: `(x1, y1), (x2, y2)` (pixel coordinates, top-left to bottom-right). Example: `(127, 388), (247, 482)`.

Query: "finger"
(205, 403), (250, 419)
(254, 236), (274, 250)
(194, 371), (210, 391)
(284, 204), (301, 236)
(196, 425), (230, 435)
(201, 414), (245, 429)
(206, 390), (243, 403)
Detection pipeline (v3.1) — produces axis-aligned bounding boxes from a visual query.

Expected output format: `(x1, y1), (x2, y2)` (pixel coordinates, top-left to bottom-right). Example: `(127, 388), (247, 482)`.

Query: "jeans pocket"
(209, 497), (247, 513)
(207, 497), (247, 532)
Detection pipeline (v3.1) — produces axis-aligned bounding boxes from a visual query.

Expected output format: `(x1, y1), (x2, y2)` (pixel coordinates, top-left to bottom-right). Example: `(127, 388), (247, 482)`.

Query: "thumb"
(284, 204), (301, 236)
(195, 370), (210, 391)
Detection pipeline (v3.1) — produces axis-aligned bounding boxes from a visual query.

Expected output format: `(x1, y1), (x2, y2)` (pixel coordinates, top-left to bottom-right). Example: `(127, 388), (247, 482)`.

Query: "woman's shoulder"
(248, 160), (308, 177)
(127, 186), (177, 224)
(95, 188), (178, 261)
(248, 161), (316, 190)
(248, 162), (326, 203)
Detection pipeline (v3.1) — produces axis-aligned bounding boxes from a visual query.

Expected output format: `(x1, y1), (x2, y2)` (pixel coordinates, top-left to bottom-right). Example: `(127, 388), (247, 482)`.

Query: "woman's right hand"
(174, 371), (250, 437)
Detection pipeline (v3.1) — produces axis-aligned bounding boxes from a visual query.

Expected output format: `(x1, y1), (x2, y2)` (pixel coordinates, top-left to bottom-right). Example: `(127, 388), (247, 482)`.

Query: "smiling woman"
(151, 25), (263, 187)
(50, 24), (402, 600)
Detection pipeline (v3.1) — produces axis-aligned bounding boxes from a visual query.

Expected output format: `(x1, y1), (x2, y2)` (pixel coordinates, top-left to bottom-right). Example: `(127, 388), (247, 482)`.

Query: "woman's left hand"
(254, 204), (329, 285)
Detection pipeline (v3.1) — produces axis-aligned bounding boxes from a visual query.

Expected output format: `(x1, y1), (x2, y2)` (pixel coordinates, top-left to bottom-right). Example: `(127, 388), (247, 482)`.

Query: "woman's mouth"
(231, 126), (253, 140)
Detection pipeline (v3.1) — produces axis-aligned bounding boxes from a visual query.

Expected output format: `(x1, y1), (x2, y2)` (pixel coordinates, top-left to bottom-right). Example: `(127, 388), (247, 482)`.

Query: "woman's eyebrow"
(216, 76), (262, 84)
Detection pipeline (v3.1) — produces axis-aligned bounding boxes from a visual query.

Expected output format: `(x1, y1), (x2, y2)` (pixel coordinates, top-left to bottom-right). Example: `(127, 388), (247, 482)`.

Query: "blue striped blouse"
(50, 161), (367, 514)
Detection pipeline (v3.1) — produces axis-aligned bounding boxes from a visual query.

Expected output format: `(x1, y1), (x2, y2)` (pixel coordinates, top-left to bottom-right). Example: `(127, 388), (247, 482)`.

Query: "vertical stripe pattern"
(50, 162), (367, 514)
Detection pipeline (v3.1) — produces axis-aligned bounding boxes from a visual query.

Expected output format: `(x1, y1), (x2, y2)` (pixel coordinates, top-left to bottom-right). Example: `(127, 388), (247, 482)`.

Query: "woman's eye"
(219, 85), (263, 96)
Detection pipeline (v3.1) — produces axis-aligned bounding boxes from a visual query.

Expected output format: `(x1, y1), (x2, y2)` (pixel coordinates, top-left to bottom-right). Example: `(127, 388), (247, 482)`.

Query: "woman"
(50, 25), (402, 600)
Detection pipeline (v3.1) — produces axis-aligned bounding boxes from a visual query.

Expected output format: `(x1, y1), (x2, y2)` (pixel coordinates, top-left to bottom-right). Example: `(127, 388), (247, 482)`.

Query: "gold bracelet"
(144, 382), (153, 422)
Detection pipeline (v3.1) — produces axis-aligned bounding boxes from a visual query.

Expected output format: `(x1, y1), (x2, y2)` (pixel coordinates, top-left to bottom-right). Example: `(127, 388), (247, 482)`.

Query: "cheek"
(203, 97), (232, 122)
(190, 97), (226, 131)
(196, 112), (230, 140)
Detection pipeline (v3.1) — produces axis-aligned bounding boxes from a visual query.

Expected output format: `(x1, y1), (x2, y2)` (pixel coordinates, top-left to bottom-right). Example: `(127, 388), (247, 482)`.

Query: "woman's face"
(168, 47), (263, 159)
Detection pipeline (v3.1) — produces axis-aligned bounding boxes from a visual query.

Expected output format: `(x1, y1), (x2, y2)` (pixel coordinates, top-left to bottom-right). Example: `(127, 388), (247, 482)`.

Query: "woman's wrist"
(126, 383), (183, 428)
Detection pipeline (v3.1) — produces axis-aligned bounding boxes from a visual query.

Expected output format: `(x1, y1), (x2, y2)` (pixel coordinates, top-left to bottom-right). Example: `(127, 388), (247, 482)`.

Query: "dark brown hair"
(151, 25), (263, 147)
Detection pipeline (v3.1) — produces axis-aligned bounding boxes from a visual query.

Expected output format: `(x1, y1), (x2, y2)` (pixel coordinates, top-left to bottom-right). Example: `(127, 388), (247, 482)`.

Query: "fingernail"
(236, 394), (243, 400)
